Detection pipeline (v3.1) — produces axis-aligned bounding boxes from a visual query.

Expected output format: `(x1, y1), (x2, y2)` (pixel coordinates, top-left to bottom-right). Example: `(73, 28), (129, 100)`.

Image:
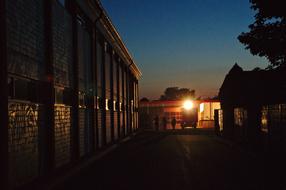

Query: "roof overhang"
(79, 0), (142, 80)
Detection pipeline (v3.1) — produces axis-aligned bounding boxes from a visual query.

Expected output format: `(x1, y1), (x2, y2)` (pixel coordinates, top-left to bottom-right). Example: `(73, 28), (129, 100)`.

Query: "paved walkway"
(54, 130), (285, 190)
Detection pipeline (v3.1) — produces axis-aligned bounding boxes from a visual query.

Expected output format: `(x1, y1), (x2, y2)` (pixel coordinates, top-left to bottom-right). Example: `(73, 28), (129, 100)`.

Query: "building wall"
(221, 103), (286, 153)
(139, 101), (220, 130)
(6, 0), (45, 187)
(54, 105), (71, 168)
(8, 102), (42, 187)
(198, 102), (221, 128)
(52, 2), (73, 167)
(3, 0), (141, 188)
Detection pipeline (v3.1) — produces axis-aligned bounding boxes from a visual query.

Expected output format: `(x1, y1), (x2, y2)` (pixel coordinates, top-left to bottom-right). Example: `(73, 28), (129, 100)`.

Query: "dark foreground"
(54, 130), (285, 190)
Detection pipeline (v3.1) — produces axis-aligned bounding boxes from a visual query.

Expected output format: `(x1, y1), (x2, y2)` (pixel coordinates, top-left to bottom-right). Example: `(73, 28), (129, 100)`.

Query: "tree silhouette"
(140, 97), (150, 102)
(238, 0), (286, 68)
(160, 87), (195, 100)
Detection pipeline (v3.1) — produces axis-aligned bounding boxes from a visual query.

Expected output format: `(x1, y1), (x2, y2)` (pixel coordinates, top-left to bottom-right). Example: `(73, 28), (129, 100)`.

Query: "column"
(42, 0), (55, 174)
(70, 5), (80, 162)
(0, 0), (8, 188)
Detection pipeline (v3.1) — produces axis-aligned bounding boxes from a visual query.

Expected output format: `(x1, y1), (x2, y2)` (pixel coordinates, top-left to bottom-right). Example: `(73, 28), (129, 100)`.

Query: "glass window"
(234, 108), (247, 127)
(261, 107), (268, 133)
(105, 99), (109, 111)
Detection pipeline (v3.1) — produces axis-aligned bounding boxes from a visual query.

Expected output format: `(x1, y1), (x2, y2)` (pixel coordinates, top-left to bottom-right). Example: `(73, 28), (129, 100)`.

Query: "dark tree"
(160, 87), (195, 100)
(140, 97), (150, 102)
(211, 95), (219, 100)
(238, 0), (286, 68)
(160, 87), (179, 100)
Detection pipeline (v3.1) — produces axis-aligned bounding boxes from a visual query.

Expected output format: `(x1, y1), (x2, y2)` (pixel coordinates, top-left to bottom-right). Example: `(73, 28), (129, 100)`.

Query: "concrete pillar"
(0, 0), (9, 188)
(42, 0), (55, 174)
(116, 57), (121, 138)
(93, 29), (99, 150)
(136, 80), (139, 130)
(88, 24), (96, 152)
(66, 0), (80, 162)
(110, 50), (115, 142)
(122, 64), (126, 137)
(126, 68), (130, 134)
(101, 41), (107, 146)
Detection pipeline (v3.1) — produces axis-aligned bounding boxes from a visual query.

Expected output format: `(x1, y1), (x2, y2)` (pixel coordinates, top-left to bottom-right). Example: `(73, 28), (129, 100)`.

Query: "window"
(261, 107), (268, 133)
(78, 92), (85, 108)
(119, 102), (122, 112)
(113, 101), (117, 111)
(95, 97), (100, 109)
(234, 108), (247, 127)
(105, 99), (109, 111)
(98, 98), (104, 110)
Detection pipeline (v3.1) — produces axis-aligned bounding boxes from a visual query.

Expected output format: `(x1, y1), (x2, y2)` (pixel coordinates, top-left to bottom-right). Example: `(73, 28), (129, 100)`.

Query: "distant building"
(0, 0), (141, 189)
(219, 64), (286, 152)
(139, 100), (220, 130)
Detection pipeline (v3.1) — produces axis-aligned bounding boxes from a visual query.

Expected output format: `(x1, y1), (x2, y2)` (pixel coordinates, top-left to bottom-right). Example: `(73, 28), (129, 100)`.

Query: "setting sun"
(183, 100), (194, 110)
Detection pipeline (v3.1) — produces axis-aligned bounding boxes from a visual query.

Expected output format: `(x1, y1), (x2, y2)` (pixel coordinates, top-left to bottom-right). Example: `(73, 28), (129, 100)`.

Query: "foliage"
(238, 0), (286, 68)
(140, 97), (150, 102)
(159, 87), (195, 100)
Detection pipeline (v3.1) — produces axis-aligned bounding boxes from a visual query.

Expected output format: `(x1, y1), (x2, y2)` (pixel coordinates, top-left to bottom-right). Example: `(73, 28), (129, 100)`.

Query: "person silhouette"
(171, 117), (176, 130)
(154, 115), (159, 131)
(162, 116), (167, 130)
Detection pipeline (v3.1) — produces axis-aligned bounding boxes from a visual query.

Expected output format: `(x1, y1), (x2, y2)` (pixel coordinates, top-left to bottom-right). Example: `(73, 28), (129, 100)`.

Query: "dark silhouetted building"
(219, 64), (286, 152)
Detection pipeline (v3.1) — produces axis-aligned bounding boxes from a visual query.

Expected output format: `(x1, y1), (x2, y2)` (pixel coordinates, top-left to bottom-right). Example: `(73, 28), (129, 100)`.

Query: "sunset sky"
(101, 0), (268, 100)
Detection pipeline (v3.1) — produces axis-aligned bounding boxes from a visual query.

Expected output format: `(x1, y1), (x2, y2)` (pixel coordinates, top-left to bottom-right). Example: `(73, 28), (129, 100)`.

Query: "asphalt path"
(54, 131), (285, 190)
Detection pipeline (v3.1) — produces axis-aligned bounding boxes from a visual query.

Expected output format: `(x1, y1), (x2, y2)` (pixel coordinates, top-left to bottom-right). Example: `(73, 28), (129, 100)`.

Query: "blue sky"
(101, 0), (268, 99)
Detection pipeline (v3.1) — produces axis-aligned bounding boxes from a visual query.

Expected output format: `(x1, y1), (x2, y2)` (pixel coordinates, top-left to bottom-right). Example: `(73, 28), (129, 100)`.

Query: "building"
(219, 64), (286, 152)
(0, 0), (141, 189)
(139, 100), (220, 130)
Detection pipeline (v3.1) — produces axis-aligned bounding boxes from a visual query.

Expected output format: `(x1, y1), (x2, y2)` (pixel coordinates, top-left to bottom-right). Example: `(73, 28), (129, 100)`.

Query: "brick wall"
(4, 0), (140, 188)
(114, 111), (118, 140)
(79, 108), (86, 157)
(6, 0), (45, 187)
(94, 111), (98, 148)
(54, 105), (71, 168)
(106, 111), (112, 143)
(98, 111), (103, 148)
(8, 102), (41, 188)
(85, 109), (93, 154)
(120, 112), (124, 137)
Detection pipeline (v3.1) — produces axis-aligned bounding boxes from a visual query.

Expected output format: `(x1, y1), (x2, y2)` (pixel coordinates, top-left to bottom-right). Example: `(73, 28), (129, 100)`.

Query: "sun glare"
(183, 100), (194, 110)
